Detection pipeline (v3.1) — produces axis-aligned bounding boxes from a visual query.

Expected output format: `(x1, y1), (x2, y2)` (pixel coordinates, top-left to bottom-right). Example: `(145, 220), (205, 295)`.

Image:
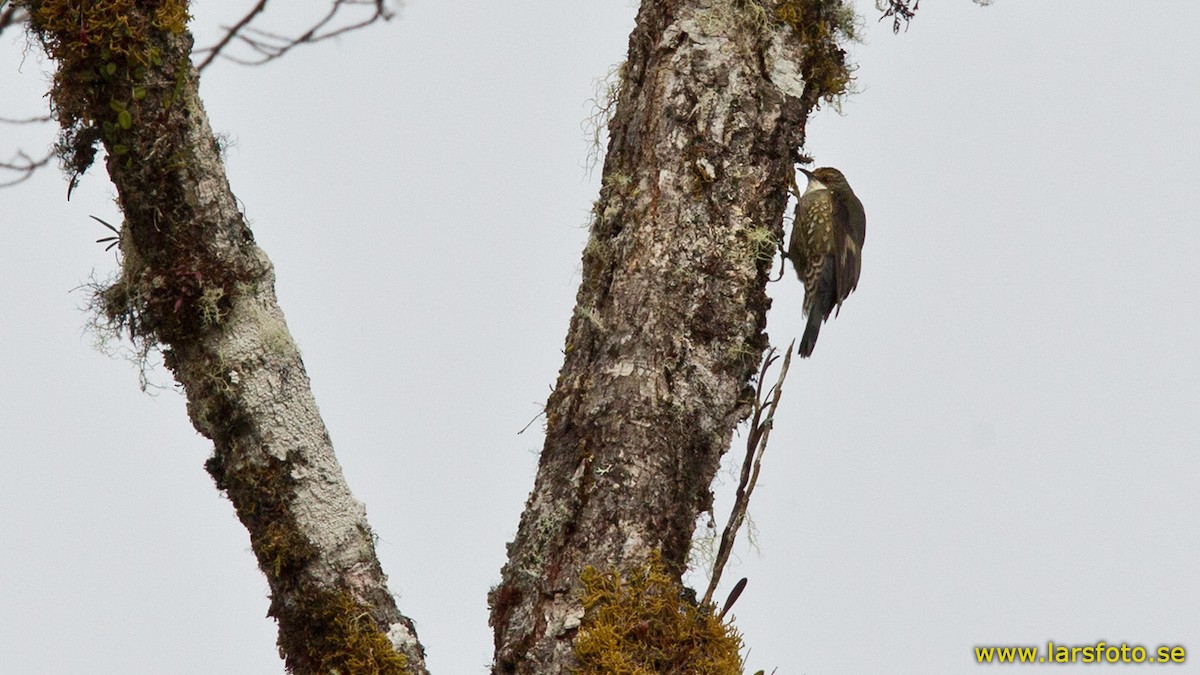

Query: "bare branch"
(0, 149), (53, 188)
(1, 3), (52, 186)
(703, 341), (795, 607)
(0, 2), (27, 38)
(195, 0), (392, 71)
(194, 0), (268, 72)
(0, 113), (54, 124)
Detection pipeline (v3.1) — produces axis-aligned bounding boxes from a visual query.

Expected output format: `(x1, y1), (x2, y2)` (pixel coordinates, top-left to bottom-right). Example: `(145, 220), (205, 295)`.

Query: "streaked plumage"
(788, 167), (866, 357)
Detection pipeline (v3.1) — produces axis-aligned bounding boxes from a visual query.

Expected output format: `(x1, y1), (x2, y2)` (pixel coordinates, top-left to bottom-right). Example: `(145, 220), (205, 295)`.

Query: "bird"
(788, 166), (866, 357)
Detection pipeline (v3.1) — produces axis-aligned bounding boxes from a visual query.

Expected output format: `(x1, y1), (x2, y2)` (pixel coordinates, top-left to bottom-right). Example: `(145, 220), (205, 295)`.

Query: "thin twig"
(0, 114), (54, 125)
(194, 0), (392, 70)
(195, 0), (269, 71)
(1, 3), (52, 185)
(517, 407), (545, 435)
(703, 341), (795, 607)
(0, 150), (53, 188)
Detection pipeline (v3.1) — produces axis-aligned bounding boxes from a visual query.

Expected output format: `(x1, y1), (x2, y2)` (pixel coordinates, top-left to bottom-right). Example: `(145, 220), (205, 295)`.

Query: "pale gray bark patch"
(766, 26), (807, 98)
(171, 93), (429, 672)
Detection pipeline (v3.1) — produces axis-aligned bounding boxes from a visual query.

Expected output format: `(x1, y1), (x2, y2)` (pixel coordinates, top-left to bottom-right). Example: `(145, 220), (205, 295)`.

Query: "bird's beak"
(797, 167), (814, 179)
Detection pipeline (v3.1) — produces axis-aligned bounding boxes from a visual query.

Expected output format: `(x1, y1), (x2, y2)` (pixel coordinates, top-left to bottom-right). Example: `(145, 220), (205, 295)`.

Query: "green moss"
(278, 589), (410, 675)
(695, 0), (770, 37)
(29, 1), (255, 353)
(197, 284), (227, 326)
(205, 450), (313, 590)
(205, 450), (408, 673)
(99, 251), (238, 347)
(743, 225), (779, 263)
(257, 309), (298, 355)
(27, 0), (191, 179)
(578, 304), (604, 331)
(575, 552), (744, 675)
(774, 0), (859, 107)
(725, 341), (760, 372)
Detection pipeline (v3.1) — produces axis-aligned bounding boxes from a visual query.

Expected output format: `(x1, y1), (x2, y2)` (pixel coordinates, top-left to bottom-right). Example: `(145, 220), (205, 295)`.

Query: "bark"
(22, 2), (426, 672)
(489, 0), (846, 671)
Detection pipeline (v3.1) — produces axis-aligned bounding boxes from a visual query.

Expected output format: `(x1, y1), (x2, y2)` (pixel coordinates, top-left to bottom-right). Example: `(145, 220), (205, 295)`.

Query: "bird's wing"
(787, 194), (814, 276)
(831, 192), (865, 302)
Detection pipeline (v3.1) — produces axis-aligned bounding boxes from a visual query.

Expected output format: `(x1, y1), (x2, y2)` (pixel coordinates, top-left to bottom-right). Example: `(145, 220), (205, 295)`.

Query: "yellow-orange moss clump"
(26, 0), (192, 178)
(575, 552), (744, 675)
(31, 0), (189, 64)
(282, 591), (410, 675)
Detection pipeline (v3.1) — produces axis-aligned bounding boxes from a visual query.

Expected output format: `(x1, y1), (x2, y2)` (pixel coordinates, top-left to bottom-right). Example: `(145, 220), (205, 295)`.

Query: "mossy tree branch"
(19, 1), (425, 671)
(488, 0), (856, 671)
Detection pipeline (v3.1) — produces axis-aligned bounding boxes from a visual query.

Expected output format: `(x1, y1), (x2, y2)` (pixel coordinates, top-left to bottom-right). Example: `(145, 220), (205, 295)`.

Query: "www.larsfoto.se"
(975, 642), (1186, 665)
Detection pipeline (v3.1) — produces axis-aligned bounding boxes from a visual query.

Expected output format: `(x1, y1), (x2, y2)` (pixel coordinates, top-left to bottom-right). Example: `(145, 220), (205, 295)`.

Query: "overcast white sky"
(3, 1), (1199, 673)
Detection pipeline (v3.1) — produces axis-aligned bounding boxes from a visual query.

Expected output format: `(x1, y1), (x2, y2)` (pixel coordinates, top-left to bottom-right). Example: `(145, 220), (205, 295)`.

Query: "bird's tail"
(798, 310), (822, 358)
(798, 257), (836, 358)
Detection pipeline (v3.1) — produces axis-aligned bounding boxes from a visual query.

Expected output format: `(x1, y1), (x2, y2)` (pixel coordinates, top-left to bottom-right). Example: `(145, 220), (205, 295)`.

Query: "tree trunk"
(489, 0), (849, 671)
(21, 2), (426, 672)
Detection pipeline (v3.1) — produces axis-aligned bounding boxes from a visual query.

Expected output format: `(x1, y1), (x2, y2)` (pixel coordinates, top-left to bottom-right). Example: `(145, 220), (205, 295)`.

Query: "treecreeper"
(788, 166), (866, 357)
